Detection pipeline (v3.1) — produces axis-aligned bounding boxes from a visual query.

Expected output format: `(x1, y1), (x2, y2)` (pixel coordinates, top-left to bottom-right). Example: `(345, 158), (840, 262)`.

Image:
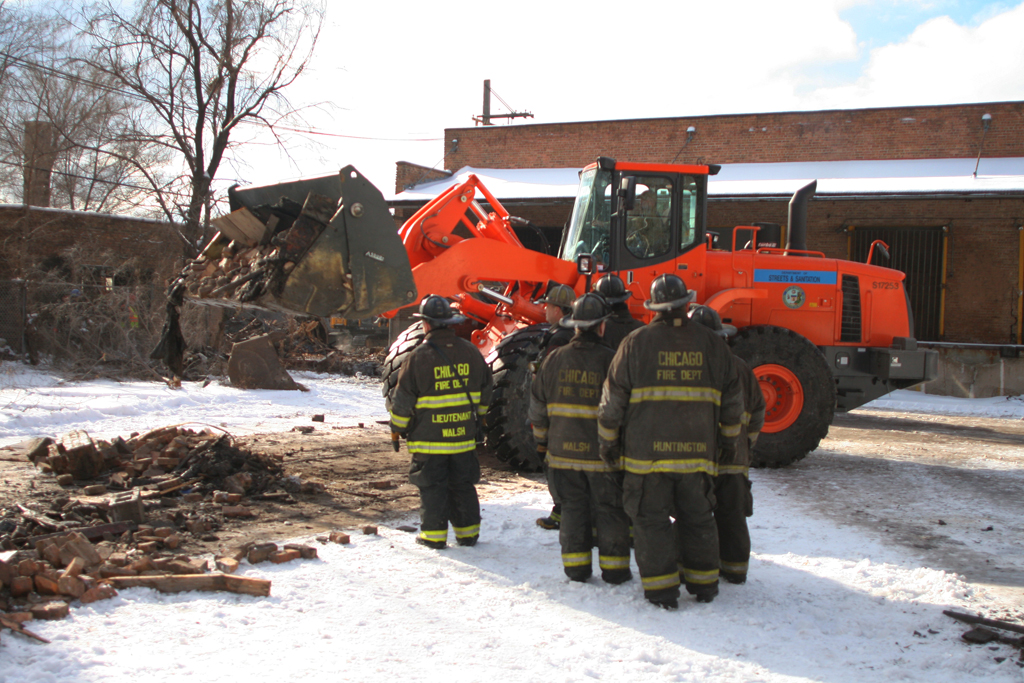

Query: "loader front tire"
(483, 325), (549, 472)
(381, 321), (426, 413)
(730, 325), (835, 468)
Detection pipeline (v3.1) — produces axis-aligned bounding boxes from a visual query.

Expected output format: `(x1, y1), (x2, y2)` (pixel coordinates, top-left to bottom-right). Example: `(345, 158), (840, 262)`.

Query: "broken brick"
(34, 574), (60, 595)
(79, 584), (118, 604)
(58, 575), (86, 599)
(270, 549), (301, 564)
(215, 557), (240, 574)
(362, 526), (378, 536)
(9, 576), (33, 597)
(246, 543), (278, 564)
(60, 556), (86, 579)
(30, 601), (69, 620)
(284, 544), (318, 560)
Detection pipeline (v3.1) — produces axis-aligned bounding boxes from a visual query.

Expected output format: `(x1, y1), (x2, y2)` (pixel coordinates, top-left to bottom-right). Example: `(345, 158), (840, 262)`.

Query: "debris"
(0, 614), (50, 643)
(328, 532), (350, 544)
(944, 610), (1024, 636)
(292, 425), (315, 434)
(247, 543), (278, 564)
(362, 525), (378, 536)
(227, 334), (301, 391)
(106, 573), (271, 597)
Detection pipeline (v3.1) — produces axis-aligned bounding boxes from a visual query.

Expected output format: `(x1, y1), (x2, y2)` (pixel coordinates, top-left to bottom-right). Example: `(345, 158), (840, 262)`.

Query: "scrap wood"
(944, 610), (1024, 637)
(0, 615), (50, 644)
(27, 521), (134, 546)
(106, 573), (271, 597)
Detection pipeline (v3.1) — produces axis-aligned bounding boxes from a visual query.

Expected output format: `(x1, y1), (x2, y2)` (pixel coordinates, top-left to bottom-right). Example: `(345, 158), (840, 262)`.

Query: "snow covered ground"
(1, 364), (1023, 681)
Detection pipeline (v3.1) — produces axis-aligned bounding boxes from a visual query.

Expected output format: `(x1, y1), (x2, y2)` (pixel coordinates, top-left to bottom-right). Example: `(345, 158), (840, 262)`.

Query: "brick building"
(390, 101), (1024, 347)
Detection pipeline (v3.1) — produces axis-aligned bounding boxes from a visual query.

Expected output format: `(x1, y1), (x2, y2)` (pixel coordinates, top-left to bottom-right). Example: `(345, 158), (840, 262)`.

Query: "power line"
(0, 49), (446, 143)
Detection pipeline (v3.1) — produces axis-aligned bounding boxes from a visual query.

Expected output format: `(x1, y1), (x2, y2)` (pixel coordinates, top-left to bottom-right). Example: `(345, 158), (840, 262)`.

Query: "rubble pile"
(2, 427), (296, 551)
(174, 194), (335, 309)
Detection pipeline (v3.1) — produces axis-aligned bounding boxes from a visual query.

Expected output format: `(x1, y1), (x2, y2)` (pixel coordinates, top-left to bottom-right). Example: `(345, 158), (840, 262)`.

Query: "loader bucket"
(204, 166), (417, 319)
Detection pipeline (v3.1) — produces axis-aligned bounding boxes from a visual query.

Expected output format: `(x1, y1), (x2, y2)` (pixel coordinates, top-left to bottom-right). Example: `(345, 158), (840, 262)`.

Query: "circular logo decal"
(783, 286), (805, 309)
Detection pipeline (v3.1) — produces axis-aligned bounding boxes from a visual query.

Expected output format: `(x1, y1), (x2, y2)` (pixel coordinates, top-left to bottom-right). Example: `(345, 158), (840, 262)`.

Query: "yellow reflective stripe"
(599, 555), (630, 570)
(748, 431), (760, 445)
(720, 422), (742, 438)
(681, 567), (719, 585)
(717, 464), (749, 476)
(741, 410), (752, 425)
(598, 424), (618, 441)
(407, 440), (477, 454)
(453, 524), (480, 538)
(415, 391), (481, 410)
(390, 412), (411, 429)
(477, 405), (488, 416)
(720, 560), (748, 574)
(562, 552), (592, 568)
(624, 457), (716, 475)
(630, 386), (722, 405)
(419, 529), (447, 542)
(547, 454), (617, 472)
(641, 572), (680, 591)
(532, 426), (548, 440)
(548, 403), (599, 419)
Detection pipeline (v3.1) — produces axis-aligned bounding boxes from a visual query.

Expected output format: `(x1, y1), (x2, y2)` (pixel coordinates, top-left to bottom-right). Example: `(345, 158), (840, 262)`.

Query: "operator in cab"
(389, 295), (493, 550)
(598, 275), (743, 609)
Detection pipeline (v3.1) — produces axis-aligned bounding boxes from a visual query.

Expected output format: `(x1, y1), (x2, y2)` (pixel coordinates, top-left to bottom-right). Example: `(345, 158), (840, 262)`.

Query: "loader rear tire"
(483, 325), (549, 472)
(381, 321), (426, 413)
(730, 325), (835, 468)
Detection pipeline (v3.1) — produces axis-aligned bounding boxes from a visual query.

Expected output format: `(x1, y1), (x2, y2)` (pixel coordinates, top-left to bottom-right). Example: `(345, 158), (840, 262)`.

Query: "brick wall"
(0, 205), (180, 282)
(394, 162), (451, 194)
(446, 101), (1024, 170)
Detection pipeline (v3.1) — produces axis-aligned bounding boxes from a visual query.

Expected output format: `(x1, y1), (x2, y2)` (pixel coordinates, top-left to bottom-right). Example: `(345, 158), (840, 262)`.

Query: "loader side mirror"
(618, 176), (637, 212)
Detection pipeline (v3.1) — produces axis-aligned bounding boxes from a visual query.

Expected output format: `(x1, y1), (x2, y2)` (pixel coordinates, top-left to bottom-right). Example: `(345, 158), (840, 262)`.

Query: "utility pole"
(474, 80), (533, 126)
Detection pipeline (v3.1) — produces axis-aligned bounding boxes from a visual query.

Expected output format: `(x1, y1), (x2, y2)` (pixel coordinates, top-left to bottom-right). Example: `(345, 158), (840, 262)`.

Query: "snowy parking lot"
(1, 366), (1022, 681)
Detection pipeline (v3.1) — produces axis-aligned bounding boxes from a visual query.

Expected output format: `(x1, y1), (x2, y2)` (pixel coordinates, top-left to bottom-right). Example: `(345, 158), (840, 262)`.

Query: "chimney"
(23, 120), (56, 207)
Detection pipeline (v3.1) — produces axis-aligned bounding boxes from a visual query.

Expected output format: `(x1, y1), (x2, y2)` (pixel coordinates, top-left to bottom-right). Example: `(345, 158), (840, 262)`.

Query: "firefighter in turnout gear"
(534, 283), (577, 530)
(593, 274), (643, 350)
(598, 275), (744, 608)
(529, 293), (632, 584)
(389, 295), (493, 549)
(689, 305), (766, 585)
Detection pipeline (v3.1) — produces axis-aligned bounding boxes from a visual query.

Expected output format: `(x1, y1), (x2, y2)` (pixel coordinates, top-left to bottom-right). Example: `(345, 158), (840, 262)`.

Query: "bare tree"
(0, 2), (166, 212)
(78, 0), (325, 255)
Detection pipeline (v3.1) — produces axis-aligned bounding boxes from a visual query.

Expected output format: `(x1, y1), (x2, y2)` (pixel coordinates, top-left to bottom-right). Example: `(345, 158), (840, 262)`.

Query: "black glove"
(600, 443), (621, 469)
(391, 431), (402, 452)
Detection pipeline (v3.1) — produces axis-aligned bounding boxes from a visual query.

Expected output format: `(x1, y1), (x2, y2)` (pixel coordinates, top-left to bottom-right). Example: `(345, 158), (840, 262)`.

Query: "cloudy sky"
(228, 0), (1024, 191)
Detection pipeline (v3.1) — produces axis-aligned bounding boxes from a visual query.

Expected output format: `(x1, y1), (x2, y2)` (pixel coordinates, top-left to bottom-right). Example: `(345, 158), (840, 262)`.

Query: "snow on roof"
(387, 157), (1024, 203)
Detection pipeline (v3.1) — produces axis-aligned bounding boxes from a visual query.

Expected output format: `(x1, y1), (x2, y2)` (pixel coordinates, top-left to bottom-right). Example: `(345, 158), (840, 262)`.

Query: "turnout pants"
(550, 468), (631, 583)
(624, 471), (719, 604)
(713, 473), (753, 581)
(409, 450), (481, 545)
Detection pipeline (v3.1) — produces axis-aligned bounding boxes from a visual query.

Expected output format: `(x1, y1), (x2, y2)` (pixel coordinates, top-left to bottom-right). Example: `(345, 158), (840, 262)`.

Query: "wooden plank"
(28, 521), (134, 546)
(0, 615), (51, 644)
(106, 573), (271, 597)
(944, 610), (1024, 636)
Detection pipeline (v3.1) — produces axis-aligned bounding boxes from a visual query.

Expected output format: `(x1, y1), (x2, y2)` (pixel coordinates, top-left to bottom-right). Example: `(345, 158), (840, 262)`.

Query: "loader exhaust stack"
(786, 180), (817, 252)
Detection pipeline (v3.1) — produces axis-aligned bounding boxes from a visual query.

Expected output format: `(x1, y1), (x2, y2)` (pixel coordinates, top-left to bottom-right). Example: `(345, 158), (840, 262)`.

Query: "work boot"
(601, 568), (632, 585)
(565, 568), (592, 583)
(456, 535), (478, 547)
(416, 536), (446, 550)
(694, 586), (719, 603)
(536, 516), (560, 530)
(721, 572), (746, 585)
(648, 597), (678, 610)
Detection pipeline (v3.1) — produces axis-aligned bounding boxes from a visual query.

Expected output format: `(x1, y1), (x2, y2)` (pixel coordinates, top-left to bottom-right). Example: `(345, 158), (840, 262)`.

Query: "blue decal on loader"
(754, 269), (837, 285)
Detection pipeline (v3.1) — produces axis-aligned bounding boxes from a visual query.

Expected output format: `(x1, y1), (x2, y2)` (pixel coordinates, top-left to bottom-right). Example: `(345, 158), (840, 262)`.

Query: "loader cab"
(561, 159), (712, 275)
